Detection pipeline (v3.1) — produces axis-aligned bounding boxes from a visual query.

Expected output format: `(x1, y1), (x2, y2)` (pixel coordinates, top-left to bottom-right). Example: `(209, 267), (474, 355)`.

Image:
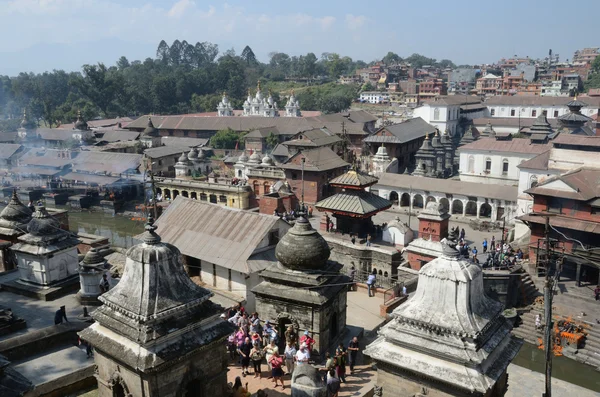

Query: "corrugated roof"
(161, 136), (209, 148)
(72, 152), (141, 175)
(61, 172), (120, 185)
(473, 117), (561, 128)
(144, 146), (188, 159)
(0, 132), (18, 142)
(284, 128), (341, 147)
(0, 144), (22, 160)
(35, 128), (75, 141)
(459, 137), (551, 154)
(552, 134), (600, 148)
(519, 213), (600, 235)
(376, 173), (518, 202)
(484, 96), (600, 107)
(329, 170), (378, 188)
(365, 117), (435, 144)
(18, 149), (75, 168)
(315, 190), (392, 215)
(99, 130), (140, 142)
(421, 96), (482, 106)
(7, 166), (62, 176)
(153, 197), (288, 273)
(280, 147), (348, 172)
(517, 151), (551, 170)
(245, 126), (279, 138)
(524, 167), (600, 201)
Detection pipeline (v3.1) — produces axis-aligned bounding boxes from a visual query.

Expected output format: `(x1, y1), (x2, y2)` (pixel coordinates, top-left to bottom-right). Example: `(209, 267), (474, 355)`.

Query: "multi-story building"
(418, 79), (447, 101)
(484, 96), (600, 119)
(448, 68), (479, 95)
(573, 47), (599, 65)
(359, 91), (390, 104)
(413, 96), (483, 136)
(476, 74), (501, 97)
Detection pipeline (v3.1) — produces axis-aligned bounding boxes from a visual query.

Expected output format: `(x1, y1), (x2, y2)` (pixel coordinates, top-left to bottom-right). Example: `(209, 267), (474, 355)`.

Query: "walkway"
(506, 364), (599, 397)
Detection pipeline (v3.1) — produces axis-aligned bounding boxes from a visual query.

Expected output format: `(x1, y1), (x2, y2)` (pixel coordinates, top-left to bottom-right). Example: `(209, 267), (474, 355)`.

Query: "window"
(502, 159), (509, 175)
(433, 108), (440, 120)
(554, 110), (559, 117)
(468, 155), (475, 173)
(168, 130), (174, 136)
(253, 181), (260, 195)
(531, 110), (537, 117)
(183, 131), (189, 137)
(291, 172), (298, 180)
(546, 197), (562, 214)
(200, 193), (207, 201)
(490, 109), (495, 116)
(209, 194), (217, 203)
(158, 160), (163, 166)
(212, 264), (217, 287)
(510, 109), (516, 116)
(485, 158), (492, 172)
(219, 195), (227, 203)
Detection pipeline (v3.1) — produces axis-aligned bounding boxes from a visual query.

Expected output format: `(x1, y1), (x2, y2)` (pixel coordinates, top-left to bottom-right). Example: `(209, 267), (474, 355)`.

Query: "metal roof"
(153, 197), (289, 273)
(7, 166), (62, 176)
(484, 95), (600, 107)
(98, 130), (140, 142)
(161, 136), (209, 148)
(143, 146), (189, 159)
(35, 128), (75, 141)
(524, 167), (600, 201)
(284, 128), (342, 147)
(376, 173), (518, 202)
(279, 146), (348, 172)
(72, 152), (142, 175)
(315, 190), (392, 215)
(60, 172), (121, 185)
(329, 170), (379, 188)
(458, 137), (551, 154)
(0, 144), (22, 160)
(365, 117), (436, 144)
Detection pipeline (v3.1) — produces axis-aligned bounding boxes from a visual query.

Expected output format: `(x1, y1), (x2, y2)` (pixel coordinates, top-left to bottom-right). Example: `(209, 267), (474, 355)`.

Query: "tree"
(210, 128), (244, 149)
(405, 53), (436, 69)
(156, 40), (170, 64)
(116, 56), (130, 70)
(382, 52), (402, 65)
(301, 52), (318, 77)
(438, 59), (456, 69)
(73, 63), (119, 117)
(241, 46), (257, 66)
(266, 132), (279, 150)
(319, 94), (352, 114)
(169, 40), (183, 65)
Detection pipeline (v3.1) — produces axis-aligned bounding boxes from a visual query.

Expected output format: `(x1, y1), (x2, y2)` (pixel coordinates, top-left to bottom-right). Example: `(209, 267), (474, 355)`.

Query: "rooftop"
(376, 173), (518, 202)
(458, 137), (551, 154)
(524, 167), (600, 201)
(279, 146), (348, 172)
(484, 95), (600, 107)
(283, 128), (342, 147)
(329, 169), (379, 188)
(72, 151), (142, 175)
(151, 197), (289, 273)
(315, 190), (392, 216)
(0, 144), (22, 160)
(364, 117), (436, 144)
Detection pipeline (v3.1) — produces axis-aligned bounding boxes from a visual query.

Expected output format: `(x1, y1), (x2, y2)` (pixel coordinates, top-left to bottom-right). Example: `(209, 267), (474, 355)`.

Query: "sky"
(0, 0), (599, 76)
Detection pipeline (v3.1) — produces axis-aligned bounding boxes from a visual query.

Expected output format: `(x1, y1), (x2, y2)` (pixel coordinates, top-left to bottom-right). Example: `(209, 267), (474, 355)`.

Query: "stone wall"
(94, 336), (230, 397)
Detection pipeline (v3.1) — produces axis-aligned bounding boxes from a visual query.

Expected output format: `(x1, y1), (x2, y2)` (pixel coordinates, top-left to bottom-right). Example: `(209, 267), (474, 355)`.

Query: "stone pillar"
(462, 201), (467, 217)
(476, 202), (481, 219)
(491, 204), (498, 222)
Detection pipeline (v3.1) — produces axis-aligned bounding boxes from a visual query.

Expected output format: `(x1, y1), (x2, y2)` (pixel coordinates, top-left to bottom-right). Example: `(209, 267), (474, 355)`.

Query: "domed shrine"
(252, 216), (348, 357)
(364, 235), (522, 397)
(7, 205), (80, 298)
(0, 190), (33, 272)
(77, 247), (109, 305)
(79, 217), (235, 397)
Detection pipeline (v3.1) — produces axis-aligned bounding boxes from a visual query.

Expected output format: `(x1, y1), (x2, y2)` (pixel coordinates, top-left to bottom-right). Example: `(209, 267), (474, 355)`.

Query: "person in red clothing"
(269, 351), (285, 389)
(299, 331), (315, 354)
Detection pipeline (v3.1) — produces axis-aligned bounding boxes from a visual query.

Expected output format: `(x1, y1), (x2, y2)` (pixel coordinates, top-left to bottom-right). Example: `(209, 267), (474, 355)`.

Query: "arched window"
(530, 175), (538, 188)
(485, 157), (492, 172)
(502, 159), (509, 175)
(433, 108), (440, 120)
(468, 155), (475, 173)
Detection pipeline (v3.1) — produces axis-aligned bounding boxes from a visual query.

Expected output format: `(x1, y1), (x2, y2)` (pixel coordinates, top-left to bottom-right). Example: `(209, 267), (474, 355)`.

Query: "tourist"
(325, 215), (330, 232)
(367, 270), (376, 297)
(228, 310), (241, 326)
(262, 339), (279, 379)
(595, 285), (600, 301)
(335, 342), (347, 383)
(232, 376), (250, 397)
(535, 314), (542, 330)
(323, 352), (336, 383)
(327, 369), (341, 397)
(366, 234), (372, 247)
(269, 351), (285, 389)
(516, 249), (524, 261)
(54, 305), (68, 325)
(99, 274), (110, 293)
(300, 330), (315, 353)
(227, 333), (237, 360)
(348, 265), (356, 292)
(295, 343), (310, 367)
(491, 236), (496, 247)
(347, 336), (360, 374)
(472, 246), (478, 263)
(402, 285), (407, 296)
(238, 312), (250, 334)
(237, 337), (252, 377)
(351, 234), (356, 244)
(250, 313), (261, 335)
(284, 325), (298, 348)
(482, 238), (488, 253)
(250, 343), (263, 378)
(308, 206), (313, 217)
(263, 321), (278, 345)
(284, 340), (296, 375)
(329, 220), (334, 232)
(460, 228), (466, 241)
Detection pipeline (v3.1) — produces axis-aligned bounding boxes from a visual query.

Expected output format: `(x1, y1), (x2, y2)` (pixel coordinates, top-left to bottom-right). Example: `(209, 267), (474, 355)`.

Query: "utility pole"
(301, 157), (305, 211)
(149, 170), (158, 220)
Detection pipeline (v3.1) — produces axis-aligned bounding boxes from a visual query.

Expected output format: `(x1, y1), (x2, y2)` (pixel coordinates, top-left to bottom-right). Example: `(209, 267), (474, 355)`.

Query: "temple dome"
(177, 152), (189, 164)
(187, 147), (198, 160)
(0, 190), (32, 226)
(249, 152), (261, 163)
(81, 247), (106, 267)
(143, 116), (160, 137)
(261, 154), (273, 165)
(27, 206), (61, 237)
(197, 148), (205, 159)
(238, 151), (249, 163)
(275, 216), (330, 270)
(74, 110), (88, 130)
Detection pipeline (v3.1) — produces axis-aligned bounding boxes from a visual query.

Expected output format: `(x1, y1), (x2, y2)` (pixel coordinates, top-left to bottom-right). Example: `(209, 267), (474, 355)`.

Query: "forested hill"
(0, 40), (454, 130)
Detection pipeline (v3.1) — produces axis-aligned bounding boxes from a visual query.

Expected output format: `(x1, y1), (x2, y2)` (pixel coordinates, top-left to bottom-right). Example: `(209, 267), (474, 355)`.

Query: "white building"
(359, 91), (390, 104)
(514, 135), (600, 239)
(216, 92), (234, 116)
(458, 138), (551, 186)
(412, 96), (483, 136)
(243, 81), (279, 117)
(484, 96), (599, 119)
(151, 197), (291, 311)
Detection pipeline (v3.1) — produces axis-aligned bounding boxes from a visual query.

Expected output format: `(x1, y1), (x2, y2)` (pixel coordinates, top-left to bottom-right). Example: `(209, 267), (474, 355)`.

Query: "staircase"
(519, 272), (542, 306)
(512, 308), (600, 371)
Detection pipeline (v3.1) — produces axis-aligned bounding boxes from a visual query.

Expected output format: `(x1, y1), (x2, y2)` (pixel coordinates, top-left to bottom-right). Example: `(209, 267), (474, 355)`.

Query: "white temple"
(175, 148), (210, 178)
(284, 89), (301, 117)
(364, 236), (522, 396)
(216, 92), (234, 116)
(243, 81), (278, 117)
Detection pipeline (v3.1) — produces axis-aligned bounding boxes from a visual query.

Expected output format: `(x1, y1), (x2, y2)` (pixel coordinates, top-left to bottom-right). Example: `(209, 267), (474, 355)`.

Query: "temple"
(243, 81), (279, 117)
(315, 169), (391, 236)
(364, 235), (522, 396)
(139, 116), (162, 148)
(557, 97), (593, 135)
(252, 216), (348, 357)
(0, 190), (32, 272)
(79, 217), (235, 397)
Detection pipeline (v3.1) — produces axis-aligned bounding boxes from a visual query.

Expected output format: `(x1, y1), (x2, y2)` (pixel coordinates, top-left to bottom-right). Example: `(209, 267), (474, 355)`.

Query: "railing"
(383, 283), (404, 305)
(351, 267), (398, 289)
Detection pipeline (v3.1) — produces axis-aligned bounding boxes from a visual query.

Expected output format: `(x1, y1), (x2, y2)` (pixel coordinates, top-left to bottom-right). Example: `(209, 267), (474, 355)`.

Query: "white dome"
(249, 152), (261, 163)
(261, 155), (273, 165)
(238, 152), (249, 163)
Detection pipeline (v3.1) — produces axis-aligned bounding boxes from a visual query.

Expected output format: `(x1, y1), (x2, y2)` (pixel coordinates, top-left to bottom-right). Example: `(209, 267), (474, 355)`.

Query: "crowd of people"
(224, 305), (361, 396)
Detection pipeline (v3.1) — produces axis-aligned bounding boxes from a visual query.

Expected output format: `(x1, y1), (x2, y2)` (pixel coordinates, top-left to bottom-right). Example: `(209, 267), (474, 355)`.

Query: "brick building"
(520, 167), (600, 287)
(279, 147), (348, 205)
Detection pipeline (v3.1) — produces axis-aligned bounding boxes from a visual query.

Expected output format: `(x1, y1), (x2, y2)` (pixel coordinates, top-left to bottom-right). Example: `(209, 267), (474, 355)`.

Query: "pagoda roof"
(329, 169), (379, 189)
(315, 190), (391, 217)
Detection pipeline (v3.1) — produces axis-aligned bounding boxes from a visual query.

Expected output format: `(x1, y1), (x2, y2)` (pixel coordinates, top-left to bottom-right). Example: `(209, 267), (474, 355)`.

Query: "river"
(66, 209), (145, 248)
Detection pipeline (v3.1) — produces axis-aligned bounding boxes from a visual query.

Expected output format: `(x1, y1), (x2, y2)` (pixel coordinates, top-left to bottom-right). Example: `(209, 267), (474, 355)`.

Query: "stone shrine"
(291, 364), (327, 397)
(79, 217), (235, 397)
(0, 190), (32, 272)
(404, 201), (450, 270)
(252, 216), (348, 357)
(7, 205), (79, 298)
(243, 81), (279, 117)
(140, 116), (162, 148)
(364, 237), (522, 397)
(216, 92), (234, 116)
(77, 247), (109, 305)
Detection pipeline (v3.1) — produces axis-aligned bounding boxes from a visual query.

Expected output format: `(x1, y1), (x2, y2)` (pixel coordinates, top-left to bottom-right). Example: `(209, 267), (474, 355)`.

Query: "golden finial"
(425, 132), (430, 140)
